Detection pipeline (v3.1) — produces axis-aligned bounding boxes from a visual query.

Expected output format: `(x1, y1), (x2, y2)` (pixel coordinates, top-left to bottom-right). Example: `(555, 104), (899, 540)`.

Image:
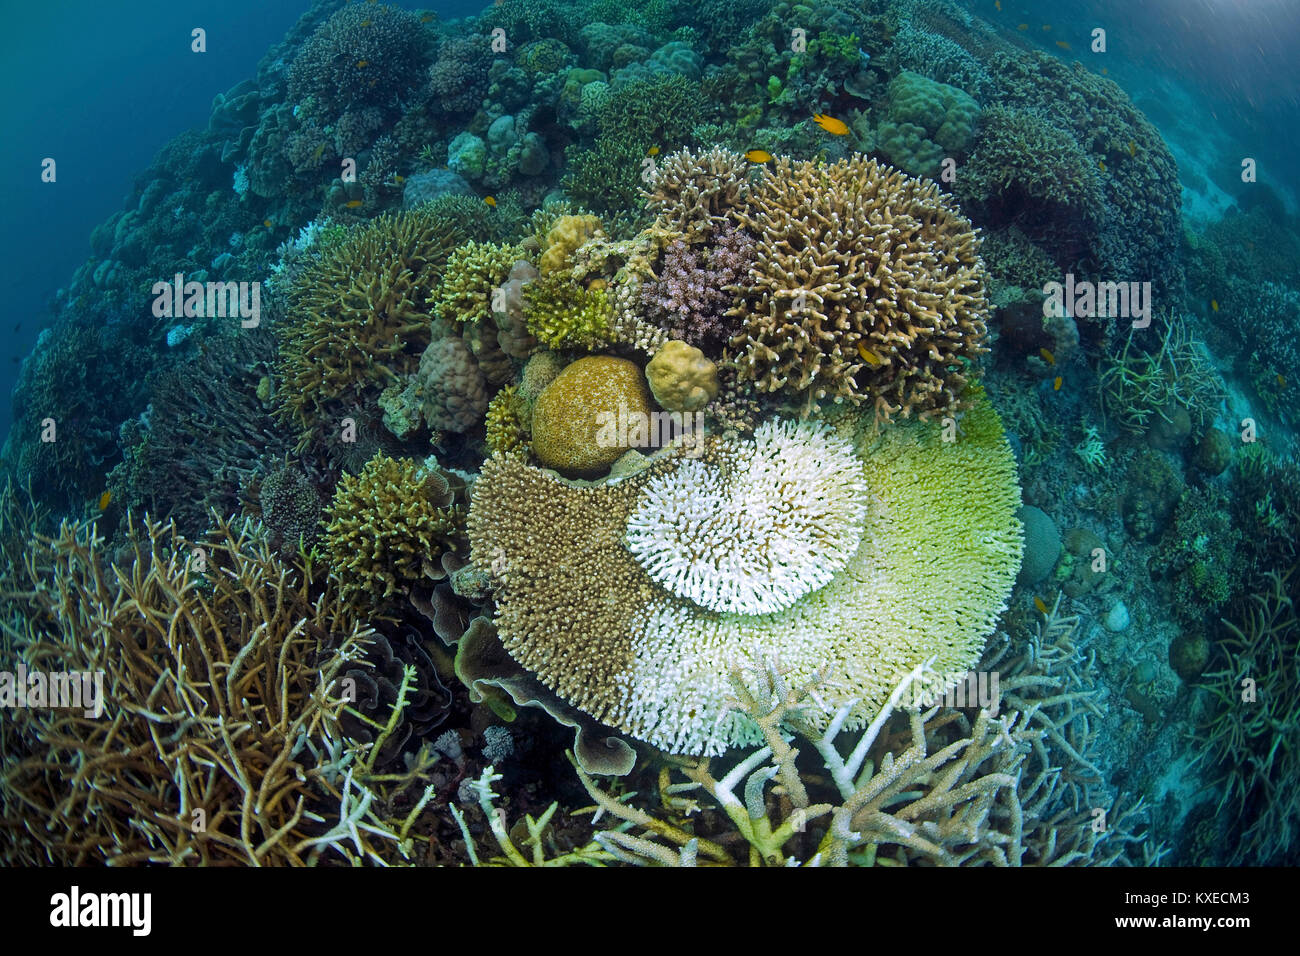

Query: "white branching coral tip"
(624, 418), (868, 614)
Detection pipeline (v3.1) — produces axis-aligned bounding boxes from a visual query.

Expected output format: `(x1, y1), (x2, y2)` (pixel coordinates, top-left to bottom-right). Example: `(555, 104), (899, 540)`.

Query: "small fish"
(1053, 376), (1063, 391)
(1127, 141), (1136, 157)
(1055, 40), (1071, 50)
(1211, 299), (1219, 312)
(98, 490), (112, 511)
(263, 219), (274, 228)
(1017, 23), (1028, 31)
(312, 143), (326, 163)
(857, 342), (882, 366)
(995, 0), (1001, 10)
(1098, 159), (1106, 172)
(745, 149), (773, 163)
(421, 13), (436, 23)
(1278, 373), (1288, 388)
(812, 113), (850, 136)
(393, 174), (405, 184)
(1043, 25), (1052, 32)
(360, 19), (371, 27)
(344, 199), (364, 208)
(484, 196), (497, 207)
(647, 146), (660, 157)
(356, 60), (368, 68)
(1033, 595), (1048, 614)
(1101, 67), (1109, 75)
(1039, 347), (1055, 366)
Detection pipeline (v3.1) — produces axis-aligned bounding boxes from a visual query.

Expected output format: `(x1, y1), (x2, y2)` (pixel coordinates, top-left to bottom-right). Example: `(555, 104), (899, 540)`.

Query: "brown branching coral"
(0, 510), (432, 866)
(728, 154), (990, 420)
(320, 454), (466, 603)
(274, 210), (464, 450)
(644, 146), (754, 242)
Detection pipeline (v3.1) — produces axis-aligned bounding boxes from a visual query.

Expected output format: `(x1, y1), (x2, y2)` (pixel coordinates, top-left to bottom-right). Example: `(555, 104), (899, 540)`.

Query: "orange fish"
(857, 341), (882, 366)
(263, 219), (273, 228)
(97, 490), (112, 511)
(356, 60), (368, 68)
(1055, 40), (1071, 50)
(1043, 25), (1052, 32)
(995, 0), (1001, 10)
(1053, 376), (1063, 391)
(1211, 299), (1219, 312)
(360, 19), (371, 27)
(745, 149), (773, 163)
(1278, 373), (1287, 388)
(393, 174), (405, 184)
(1039, 347), (1055, 366)
(484, 196), (497, 207)
(1127, 141), (1136, 157)
(647, 146), (660, 156)
(344, 199), (364, 208)
(1098, 160), (1106, 172)
(812, 114), (850, 136)
(1034, 595), (1048, 614)
(421, 13), (436, 23)
(1101, 67), (1109, 75)
(1017, 23), (1028, 31)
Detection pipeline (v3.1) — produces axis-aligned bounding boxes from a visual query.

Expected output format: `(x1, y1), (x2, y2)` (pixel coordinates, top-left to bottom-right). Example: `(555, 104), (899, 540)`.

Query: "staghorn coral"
(274, 210), (464, 448)
(1098, 314), (1226, 436)
(728, 153), (989, 420)
(320, 454), (465, 603)
(0, 510), (432, 866)
(469, 393), (1022, 755)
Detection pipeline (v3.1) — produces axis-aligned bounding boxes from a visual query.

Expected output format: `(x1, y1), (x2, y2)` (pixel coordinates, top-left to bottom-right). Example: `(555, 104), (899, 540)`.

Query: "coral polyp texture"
(321, 453), (465, 602)
(625, 418), (868, 614)
(274, 210), (463, 446)
(470, 393), (1022, 754)
(727, 153), (990, 419)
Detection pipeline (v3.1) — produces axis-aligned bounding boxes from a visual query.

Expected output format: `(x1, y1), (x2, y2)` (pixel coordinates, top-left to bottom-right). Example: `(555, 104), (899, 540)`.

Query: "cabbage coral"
(469, 392), (1022, 755)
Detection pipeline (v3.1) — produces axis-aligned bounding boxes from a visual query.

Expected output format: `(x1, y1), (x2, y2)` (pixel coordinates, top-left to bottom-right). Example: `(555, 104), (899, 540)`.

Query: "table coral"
(469, 392), (1022, 754)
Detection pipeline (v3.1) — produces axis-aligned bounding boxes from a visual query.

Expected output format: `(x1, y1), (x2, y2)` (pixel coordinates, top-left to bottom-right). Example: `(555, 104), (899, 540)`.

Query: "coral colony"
(2, 0), (1298, 869)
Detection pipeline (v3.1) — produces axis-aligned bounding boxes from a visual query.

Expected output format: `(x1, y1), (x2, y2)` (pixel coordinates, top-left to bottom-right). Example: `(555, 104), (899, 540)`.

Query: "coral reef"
(530, 356), (653, 475)
(645, 340), (719, 411)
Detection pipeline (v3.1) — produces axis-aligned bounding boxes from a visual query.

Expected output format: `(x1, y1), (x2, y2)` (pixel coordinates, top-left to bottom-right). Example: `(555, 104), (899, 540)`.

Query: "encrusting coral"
(320, 454), (465, 602)
(470, 391), (1022, 755)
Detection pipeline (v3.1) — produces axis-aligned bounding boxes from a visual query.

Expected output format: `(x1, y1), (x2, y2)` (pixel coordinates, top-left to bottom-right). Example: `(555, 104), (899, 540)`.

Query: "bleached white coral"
(623, 418), (869, 615)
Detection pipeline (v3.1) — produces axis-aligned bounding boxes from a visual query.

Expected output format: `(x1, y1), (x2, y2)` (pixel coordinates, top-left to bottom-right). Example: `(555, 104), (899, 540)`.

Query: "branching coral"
(522, 274), (616, 350)
(1196, 570), (1300, 864)
(320, 454), (465, 602)
(640, 226), (756, 354)
(643, 146), (754, 242)
(1098, 313), (1226, 435)
(430, 241), (522, 326)
(274, 210), (464, 448)
(469, 395), (1022, 755)
(0, 511), (432, 866)
(728, 153), (990, 420)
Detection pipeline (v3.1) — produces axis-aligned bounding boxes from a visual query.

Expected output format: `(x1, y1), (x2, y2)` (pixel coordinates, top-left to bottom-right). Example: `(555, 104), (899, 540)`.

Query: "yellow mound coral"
(469, 390), (1022, 754)
(274, 210), (463, 447)
(646, 340), (719, 412)
(538, 214), (602, 274)
(531, 356), (652, 476)
(321, 453), (465, 600)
